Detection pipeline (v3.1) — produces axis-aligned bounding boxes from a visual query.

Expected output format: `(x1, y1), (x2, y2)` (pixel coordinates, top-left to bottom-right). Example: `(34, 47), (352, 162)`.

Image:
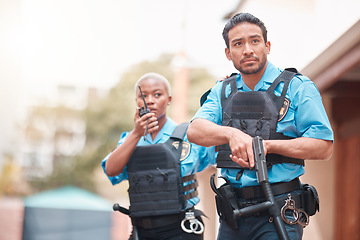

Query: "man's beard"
(238, 57), (267, 75)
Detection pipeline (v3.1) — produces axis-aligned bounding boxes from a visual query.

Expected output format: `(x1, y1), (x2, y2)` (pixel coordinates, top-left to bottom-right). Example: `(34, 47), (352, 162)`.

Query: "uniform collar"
(236, 62), (280, 91)
(147, 117), (177, 144)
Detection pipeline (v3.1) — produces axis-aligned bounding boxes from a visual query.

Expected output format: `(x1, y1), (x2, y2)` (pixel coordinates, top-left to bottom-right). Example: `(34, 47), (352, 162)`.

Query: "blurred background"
(0, 0), (359, 239)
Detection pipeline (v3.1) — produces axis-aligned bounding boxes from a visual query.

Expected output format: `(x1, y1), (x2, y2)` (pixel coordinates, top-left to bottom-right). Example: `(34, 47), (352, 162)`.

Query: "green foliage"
(83, 54), (177, 175)
(25, 53), (217, 194)
(188, 68), (218, 116)
(0, 156), (29, 196)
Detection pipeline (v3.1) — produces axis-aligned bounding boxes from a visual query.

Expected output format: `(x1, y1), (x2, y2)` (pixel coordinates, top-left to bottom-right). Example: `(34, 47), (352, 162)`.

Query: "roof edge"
(301, 19), (360, 79)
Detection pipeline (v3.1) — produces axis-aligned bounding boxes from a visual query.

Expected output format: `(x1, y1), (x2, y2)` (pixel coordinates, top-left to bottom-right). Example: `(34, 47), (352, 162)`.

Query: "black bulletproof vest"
(126, 122), (198, 217)
(217, 68), (304, 169)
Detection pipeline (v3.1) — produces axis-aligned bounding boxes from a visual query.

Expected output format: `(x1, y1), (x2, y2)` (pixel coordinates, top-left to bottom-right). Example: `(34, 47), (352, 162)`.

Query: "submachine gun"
(233, 136), (290, 240)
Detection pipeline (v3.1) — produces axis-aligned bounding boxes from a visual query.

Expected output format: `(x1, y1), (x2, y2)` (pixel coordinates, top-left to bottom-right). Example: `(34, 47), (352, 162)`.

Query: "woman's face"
(136, 78), (171, 120)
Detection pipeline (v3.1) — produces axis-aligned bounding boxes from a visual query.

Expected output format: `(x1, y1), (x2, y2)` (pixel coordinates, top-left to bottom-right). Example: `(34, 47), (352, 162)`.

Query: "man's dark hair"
(222, 12), (268, 49)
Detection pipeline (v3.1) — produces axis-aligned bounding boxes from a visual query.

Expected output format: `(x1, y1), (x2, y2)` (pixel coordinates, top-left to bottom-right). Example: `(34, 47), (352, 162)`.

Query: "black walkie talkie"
(138, 86), (150, 117)
(138, 86), (151, 140)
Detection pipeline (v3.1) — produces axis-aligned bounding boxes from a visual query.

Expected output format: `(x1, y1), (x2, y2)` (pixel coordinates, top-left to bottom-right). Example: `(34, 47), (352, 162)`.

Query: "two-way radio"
(138, 86), (151, 140)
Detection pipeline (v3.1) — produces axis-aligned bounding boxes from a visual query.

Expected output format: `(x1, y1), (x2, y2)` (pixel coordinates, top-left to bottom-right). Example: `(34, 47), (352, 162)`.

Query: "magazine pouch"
(301, 184), (320, 216)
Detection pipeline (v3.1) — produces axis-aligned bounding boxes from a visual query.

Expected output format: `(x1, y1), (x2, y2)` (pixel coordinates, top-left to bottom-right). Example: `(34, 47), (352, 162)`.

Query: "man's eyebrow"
(230, 34), (262, 43)
(231, 37), (243, 43)
(249, 34), (262, 38)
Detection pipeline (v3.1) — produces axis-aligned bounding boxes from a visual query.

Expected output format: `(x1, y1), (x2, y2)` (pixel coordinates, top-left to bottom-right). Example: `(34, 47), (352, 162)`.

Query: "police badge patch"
(172, 142), (191, 161)
(278, 98), (290, 121)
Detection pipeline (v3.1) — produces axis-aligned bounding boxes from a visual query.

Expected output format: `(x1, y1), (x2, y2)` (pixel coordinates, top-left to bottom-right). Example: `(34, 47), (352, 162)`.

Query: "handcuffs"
(180, 210), (204, 234)
(280, 194), (309, 228)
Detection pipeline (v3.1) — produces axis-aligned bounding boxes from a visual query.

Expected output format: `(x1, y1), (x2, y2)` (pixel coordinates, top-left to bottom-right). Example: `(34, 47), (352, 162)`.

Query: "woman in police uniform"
(101, 72), (215, 240)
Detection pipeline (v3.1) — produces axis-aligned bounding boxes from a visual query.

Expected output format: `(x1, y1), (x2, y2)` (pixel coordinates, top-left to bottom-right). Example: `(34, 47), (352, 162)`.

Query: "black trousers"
(129, 216), (204, 240)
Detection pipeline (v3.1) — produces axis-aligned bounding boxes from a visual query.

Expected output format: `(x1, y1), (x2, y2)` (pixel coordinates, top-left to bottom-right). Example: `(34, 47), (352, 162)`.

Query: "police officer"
(187, 13), (334, 240)
(101, 72), (215, 240)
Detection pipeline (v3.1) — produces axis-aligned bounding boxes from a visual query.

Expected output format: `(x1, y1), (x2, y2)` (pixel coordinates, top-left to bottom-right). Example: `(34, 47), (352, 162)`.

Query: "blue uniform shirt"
(101, 117), (216, 208)
(192, 62), (334, 188)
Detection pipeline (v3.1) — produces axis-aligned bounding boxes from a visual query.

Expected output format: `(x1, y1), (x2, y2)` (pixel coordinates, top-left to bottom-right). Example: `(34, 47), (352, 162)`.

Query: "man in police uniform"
(187, 13), (333, 240)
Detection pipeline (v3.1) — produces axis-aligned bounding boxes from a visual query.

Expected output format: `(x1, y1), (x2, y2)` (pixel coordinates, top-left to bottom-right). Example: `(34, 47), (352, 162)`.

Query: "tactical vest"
(217, 68), (304, 169)
(126, 122), (198, 217)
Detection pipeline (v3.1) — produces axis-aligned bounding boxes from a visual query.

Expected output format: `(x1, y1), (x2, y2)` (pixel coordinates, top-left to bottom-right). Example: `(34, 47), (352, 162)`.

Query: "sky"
(3, 0), (359, 100)
(17, 0), (238, 91)
(0, 0), (239, 163)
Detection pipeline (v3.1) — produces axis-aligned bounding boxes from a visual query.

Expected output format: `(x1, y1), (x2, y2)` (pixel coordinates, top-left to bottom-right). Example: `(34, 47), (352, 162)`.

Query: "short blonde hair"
(134, 72), (171, 96)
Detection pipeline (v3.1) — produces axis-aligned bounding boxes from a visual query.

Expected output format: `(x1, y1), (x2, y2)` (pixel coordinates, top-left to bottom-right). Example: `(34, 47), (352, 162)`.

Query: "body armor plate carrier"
(127, 122), (198, 217)
(217, 68), (304, 169)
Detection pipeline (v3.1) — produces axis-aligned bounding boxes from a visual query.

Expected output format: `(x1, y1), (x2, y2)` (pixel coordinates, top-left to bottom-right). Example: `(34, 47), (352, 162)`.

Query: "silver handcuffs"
(281, 194), (309, 227)
(181, 211), (204, 234)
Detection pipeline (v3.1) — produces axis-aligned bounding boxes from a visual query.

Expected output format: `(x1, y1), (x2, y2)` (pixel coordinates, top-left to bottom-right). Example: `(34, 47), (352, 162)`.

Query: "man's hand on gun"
(228, 129), (268, 169)
(233, 136), (290, 240)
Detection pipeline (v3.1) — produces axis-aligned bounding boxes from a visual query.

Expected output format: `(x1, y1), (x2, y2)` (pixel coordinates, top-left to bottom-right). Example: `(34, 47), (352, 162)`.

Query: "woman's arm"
(104, 111), (158, 177)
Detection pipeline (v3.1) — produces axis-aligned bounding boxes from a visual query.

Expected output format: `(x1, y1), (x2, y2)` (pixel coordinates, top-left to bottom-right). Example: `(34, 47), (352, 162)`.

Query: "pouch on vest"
(127, 122), (197, 217)
(301, 184), (320, 216)
(217, 68), (304, 169)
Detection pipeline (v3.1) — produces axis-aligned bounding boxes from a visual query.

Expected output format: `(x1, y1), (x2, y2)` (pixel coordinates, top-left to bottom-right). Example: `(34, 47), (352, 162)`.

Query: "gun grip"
(252, 136), (268, 183)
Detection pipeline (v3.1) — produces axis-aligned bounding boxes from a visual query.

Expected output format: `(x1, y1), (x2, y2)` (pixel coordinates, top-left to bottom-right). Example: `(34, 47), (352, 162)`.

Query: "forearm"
(105, 130), (142, 177)
(187, 118), (231, 147)
(265, 137), (333, 161)
(105, 111), (159, 177)
(188, 118), (256, 168)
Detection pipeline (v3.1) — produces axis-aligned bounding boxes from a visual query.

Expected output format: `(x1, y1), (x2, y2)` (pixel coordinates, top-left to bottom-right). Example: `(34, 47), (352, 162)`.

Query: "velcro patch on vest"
(278, 98), (290, 121)
(172, 142), (191, 161)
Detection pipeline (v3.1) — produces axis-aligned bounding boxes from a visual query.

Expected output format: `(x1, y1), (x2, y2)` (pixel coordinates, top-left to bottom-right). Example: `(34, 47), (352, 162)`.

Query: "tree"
(24, 53), (216, 194)
(81, 53), (216, 194)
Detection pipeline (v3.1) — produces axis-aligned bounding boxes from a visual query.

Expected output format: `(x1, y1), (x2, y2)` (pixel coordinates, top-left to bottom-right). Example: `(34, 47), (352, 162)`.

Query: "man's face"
(225, 22), (270, 75)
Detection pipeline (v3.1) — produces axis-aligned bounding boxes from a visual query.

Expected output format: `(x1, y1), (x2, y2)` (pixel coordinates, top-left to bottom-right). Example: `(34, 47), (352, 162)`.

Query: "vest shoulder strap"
(220, 73), (238, 111)
(266, 68), (300, 112)
(169, 122), (189, 141)
(220, 69), (300, 112)
(200, 73), (238, 107)
(200, 89), (211, 107)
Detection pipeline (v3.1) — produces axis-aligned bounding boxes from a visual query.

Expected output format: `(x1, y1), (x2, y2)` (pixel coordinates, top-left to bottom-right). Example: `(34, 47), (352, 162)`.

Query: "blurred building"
(0, 186), (130, 240)
(0, 80), (107, 182)
(15, 85), (90, 180)
(0, 0), (23, 174)
(301, 19), (360, 240)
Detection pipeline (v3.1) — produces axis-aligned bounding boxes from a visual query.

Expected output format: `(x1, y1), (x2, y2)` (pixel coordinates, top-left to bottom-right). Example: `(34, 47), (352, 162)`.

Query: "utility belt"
(235, 178), (301, 200)
(211, 176), (319, 229)
(132, 212), (184, 229)
(132, 208), (205, 235)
